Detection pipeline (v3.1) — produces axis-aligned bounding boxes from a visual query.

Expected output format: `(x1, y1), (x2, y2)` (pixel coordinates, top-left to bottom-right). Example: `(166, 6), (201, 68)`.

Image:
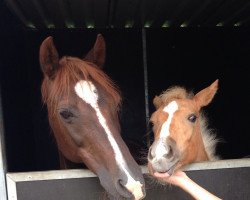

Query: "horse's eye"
(188, 114), (197, 123)
(59, 109), (74, 120)
(150, 121), (154, 127)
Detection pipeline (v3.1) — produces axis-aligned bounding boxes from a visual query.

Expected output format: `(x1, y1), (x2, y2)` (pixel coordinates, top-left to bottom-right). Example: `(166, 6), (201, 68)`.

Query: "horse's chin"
(106, 191), (132, 200)
(107, 193), (132, 200)
(100, 180), (133, 200)
(98, 170), (135, 200)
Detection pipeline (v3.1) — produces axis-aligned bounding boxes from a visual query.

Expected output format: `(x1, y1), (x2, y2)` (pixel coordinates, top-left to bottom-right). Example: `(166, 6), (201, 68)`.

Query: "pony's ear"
(194, 79), (219, 108)
(39, 36), (59, 79)
(153, 96), (163, 109)
(84, 34), (106, 68)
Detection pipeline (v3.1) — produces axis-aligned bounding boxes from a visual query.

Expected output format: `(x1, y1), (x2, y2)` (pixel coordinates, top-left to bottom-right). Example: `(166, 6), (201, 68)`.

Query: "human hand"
(153, 170), (222, 200)
(153, 170), (189, 187)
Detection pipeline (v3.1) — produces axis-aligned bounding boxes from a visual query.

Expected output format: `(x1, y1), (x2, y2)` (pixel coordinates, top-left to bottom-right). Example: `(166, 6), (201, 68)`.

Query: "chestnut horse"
(148, 80), (219, 175)
(39, 34), (145, 199)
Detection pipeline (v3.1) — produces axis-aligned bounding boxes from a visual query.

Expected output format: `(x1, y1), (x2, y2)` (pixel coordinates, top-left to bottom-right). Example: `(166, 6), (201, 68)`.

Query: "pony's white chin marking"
(74, 80), (142, 197)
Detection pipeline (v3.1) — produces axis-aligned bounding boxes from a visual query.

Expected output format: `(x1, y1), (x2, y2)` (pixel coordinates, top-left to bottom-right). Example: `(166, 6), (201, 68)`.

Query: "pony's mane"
(41, 56), (121, 112)
(158, 86), (194, 105)
(158, 86), (218, 160)
(200, 113), (219, 160)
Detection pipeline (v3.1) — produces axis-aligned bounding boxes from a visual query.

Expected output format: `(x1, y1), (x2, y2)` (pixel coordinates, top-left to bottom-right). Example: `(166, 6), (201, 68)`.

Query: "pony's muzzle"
(148, 137), (180, 173)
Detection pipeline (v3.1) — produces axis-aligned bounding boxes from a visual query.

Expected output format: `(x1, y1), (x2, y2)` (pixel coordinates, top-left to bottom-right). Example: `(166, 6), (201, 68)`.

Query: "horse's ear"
(84, 34), (106, 68)
(39, 36), (59, 79)
(194, 79), (219, 108)
(153, 96), (163, 109)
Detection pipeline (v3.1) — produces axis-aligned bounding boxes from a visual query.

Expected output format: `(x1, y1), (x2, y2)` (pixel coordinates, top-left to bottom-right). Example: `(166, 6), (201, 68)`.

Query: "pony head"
(148, 80), (219, 175)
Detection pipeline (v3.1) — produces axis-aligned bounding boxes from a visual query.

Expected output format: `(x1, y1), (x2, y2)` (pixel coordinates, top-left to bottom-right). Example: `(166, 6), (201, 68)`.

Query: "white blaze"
(75, 80), (143, 199)
(160, 101), (178, 138)
(155, 101), (178, 159)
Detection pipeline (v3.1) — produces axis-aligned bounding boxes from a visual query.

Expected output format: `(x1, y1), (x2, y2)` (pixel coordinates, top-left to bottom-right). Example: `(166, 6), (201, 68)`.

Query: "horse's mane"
(158, 86), (219, 161)
(41, 56), (121, 112)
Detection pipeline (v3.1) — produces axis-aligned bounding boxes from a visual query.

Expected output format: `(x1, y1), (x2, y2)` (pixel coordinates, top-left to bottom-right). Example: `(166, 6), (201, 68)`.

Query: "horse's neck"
(59, 151), (84, 169)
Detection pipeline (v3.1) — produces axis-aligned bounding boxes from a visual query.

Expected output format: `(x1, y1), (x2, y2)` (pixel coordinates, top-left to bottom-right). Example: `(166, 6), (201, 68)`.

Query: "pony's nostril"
(164, 145), (174, 160)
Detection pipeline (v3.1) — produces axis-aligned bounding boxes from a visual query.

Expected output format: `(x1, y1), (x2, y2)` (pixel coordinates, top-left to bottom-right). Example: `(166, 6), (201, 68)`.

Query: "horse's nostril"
(115, 179), (133, 199)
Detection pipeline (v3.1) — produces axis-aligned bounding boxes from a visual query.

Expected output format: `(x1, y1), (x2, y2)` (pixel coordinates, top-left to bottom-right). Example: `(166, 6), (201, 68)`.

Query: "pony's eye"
(188, 114), (197, 123)
(59, 109), (74, 120)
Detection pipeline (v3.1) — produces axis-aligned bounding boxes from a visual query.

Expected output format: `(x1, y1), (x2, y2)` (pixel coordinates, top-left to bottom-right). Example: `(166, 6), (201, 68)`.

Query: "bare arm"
(154, 171), (222, 200)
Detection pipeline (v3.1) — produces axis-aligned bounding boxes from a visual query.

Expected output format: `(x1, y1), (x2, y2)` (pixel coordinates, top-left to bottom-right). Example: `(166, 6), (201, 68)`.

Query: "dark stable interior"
(1, 2), (250, 172)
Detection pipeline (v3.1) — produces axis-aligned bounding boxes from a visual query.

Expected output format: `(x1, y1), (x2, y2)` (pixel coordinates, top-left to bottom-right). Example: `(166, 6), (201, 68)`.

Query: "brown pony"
(148, 80), (219, 175)
(39, 34), (145, 200)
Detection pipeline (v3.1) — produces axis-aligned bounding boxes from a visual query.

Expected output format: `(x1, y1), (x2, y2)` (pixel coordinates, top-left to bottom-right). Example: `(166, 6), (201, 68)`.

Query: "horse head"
(39, 34), (145, 199)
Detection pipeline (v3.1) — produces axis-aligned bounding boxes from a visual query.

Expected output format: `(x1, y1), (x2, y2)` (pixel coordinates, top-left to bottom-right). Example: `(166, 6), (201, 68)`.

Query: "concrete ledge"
(182, 158), (250, 171)
(6, 158), (250, 200)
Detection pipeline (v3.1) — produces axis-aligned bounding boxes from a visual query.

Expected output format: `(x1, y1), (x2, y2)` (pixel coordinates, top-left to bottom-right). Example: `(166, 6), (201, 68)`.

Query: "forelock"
(158, 86), (193, 105)
(41, 56), (121, 112)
